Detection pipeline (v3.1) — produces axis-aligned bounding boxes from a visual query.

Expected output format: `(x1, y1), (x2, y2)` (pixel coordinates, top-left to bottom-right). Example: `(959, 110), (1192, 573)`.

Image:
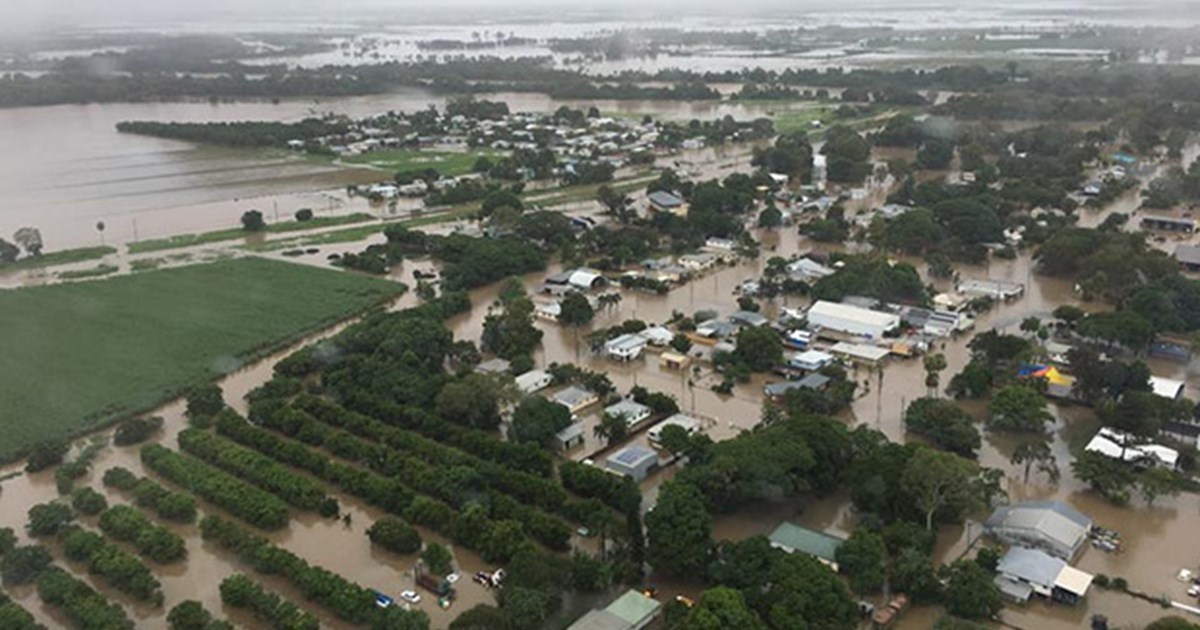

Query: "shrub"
(102, 467), (138, 490)
(99, 505), (187, 563)
(367, 517), (423, 555)
(168, 600), (231, 630)
(220, 574), (317, 630)
(36, 567), (133, 629)
(70, 487), (108, 516)
(1, 545), (52, 586)
(422, 543), (453, 575)
(26, 503), (73, 538)
(104, 467), (197, 523)
(24, 441), (68, 473)
(58, 525), (163, 604)
(0, 528), (15, 555)
(113, 417), (164, 446)
(140, 444), (290, 530)
(177, 428), (332, 512)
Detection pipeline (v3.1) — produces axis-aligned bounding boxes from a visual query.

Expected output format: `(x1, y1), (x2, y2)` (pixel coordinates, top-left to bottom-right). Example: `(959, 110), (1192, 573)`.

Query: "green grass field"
(342, 149), (492, 175)
(0, 257), (405, 460)
(128, 213), (376, 254)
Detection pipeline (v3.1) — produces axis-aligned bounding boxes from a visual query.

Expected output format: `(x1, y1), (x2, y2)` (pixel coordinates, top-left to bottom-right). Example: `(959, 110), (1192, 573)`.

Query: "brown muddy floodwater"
(0, 91), (818, 251)
(4, 131), (1200, 629)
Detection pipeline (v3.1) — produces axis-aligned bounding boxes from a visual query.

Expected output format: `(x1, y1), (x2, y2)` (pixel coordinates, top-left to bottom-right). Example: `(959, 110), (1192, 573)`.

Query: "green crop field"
(0, 257), (405, 460)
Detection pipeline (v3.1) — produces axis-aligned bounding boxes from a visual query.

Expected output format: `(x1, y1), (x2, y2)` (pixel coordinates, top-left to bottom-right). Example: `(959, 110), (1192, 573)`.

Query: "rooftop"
(985, 501), (1091, 553)
(608, 445), (658, 467)
(1175, 244), (1200, 266)
(647, 190), (684, 208)
(605, 590), (661, 626)
(808, 301), (900, 328)
(768, 522), (844, 563)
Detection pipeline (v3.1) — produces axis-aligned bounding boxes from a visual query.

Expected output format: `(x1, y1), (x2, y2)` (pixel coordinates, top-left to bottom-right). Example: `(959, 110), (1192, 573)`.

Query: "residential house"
(1175, 244), (1200, 272)
(515, 369), (552, 395)
(957, 278), (1025, 300)
(1149, 375), (1186, 400)
(768, 523), (845, 571)
(553, 385), (600, 414)
(1085, 427), (1179, 470)
(648, 413), (702, 445)
(1141, 215), (1195, 233)
(604, 399), (652, 428)
(828, 342), (891, 365)
(638, 326), (675, 347)
(786, 257), (834, 282)
(474, 358), (511, 375)
(1160, 421), (1200, 449)
(659, 351), (691, 370)
(647, 191), (688, 218)
(605, 334), (648, 361)
(994, 546), (1093, 605)
(695, 319), (736, 340)
(763, 373), (832, 400)
(567, 589), (662, 630)
(787, 350), (834, 372)
(984, 501), (1092, 561)
(729, 310), (769, 328)
(678, 253), (717, 272)
(554, 422), (586, 452)
(604, 446), (659, 482)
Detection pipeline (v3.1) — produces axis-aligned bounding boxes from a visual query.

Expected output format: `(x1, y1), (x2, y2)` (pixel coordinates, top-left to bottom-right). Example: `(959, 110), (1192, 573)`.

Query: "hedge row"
(102, 467), (197, 523)
(212, 414), (539, 562)
(36, 566), (133, 629)
(203, 517), (429, 628)
(560, 461), (643, 514)
(140, 445), (289, 530)
(218, 574), (318, 630)
(302, 392), (552, 476)
(291, 398), (568, 513)
(0, 590), (44, 630)
(59, 525), (163, 605)
(177, 428), (336, 515)
(98, 505), (186, 564)
(239, 409), (569, 550)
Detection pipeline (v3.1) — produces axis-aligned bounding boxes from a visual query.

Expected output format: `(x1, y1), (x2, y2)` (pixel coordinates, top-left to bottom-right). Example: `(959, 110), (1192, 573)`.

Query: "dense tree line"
(116, 119), (347, 149)
(167, 600), (233, 630)
(97, 505), (187, 563)
(812, 254), (927, 305)
(0, 589), (43, 629)
(102, 467), (198, 523)
(218, 574), (319, 630)
(36, 566), (134, 629)
(59, 525), (164, 604)
(177, 427), (338, 515)
(140, 444), (291, 530)
(202, 516), (430, 628)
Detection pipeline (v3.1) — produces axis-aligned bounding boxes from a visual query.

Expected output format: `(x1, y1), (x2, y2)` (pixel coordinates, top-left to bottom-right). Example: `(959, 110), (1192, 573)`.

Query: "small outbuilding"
(604, 399), (652, 428)
(553, 385), (600, 414)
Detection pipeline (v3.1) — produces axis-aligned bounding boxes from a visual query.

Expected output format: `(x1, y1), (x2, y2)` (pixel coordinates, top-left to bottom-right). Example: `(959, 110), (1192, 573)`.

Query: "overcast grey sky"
(0, 0), (1191, 33)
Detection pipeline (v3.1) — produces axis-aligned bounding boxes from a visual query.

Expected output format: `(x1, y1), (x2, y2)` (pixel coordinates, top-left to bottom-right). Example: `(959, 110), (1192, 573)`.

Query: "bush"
(168, 600), (231, 630)
(220, 574), (318, 630)
(70, 487), (108, 516)
(104, 467), (197, 523)
(26, 503), (73, 537)
(24, 440), (68, 473)
(99, 505), (187, 564)
(186, 384), (226, 424)
(36, 567), (133, 629)
(178, 427), (333, 512)
(113, 416), (164, 446)
(422, 543), (453, 575)
(58, 525), (163, 604)
(367, 517), (423, 555)
(1, 545), (52, 586)
(141, 444), (290, 530)
(0, 528), (15, 555)
(294, 209), (314, 222)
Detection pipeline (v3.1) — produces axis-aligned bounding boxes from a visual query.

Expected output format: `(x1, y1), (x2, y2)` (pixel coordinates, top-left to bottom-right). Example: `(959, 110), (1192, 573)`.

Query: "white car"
(445, 572), (460, 584)
(400, 590), (421, 605)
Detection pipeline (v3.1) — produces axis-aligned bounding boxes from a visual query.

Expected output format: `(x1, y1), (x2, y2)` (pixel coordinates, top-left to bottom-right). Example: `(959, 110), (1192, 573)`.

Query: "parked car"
(473, 571), (492, 586)
(400, 590), (421, 605)
(445, 572), (460, 584)
(373, 591), (394, 608)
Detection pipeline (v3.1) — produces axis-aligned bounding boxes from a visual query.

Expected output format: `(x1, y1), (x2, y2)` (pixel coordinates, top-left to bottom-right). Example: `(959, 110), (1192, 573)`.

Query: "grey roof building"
(604, 445), (659, 482)
(1175, 244), (1200, 272)
(984, 501), (1092, 561)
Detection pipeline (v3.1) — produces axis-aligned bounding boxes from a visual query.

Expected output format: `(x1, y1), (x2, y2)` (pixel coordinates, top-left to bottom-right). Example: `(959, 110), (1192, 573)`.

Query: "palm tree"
(923, 353), (947, 398)
(594, 413), (628, 446)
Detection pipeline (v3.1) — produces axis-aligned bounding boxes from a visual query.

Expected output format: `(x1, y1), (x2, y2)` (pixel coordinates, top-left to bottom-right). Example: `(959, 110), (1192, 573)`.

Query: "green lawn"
(0, 257), (405, 460)
(127, 213), (376, 255)
(2, 246), (116, 271)
(342, 149), (493, 175)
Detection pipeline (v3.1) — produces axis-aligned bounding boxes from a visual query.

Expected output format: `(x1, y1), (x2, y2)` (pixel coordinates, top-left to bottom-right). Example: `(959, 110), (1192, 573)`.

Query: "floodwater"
(4, 123), (1200, 630)
(0, 92), (821, 251)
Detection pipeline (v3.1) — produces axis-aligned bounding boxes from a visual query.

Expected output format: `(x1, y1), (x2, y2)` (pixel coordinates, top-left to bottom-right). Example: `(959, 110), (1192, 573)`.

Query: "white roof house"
(648, 413), (702, 444)
(806, 301), (900, 340)
(1149, 375), (1185, 400)
(474, 358), (511, 375)
(638, 326), (675, 346)
(994, 546), (1093, 605)
(958, 278), (1025, 300)
(829, 342), (891, 364)
(604, 399), (652, 427)
(984, 501), (1092, 561)
(553, 385), (600, 414)
(605, 333), (648, 361)
(1085, 427), (1179, 470)
(567, 269), (607, 291)
(515, 369), (553, 394)
(787, 350), (834, 372)
(786, 257), (834, 281)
